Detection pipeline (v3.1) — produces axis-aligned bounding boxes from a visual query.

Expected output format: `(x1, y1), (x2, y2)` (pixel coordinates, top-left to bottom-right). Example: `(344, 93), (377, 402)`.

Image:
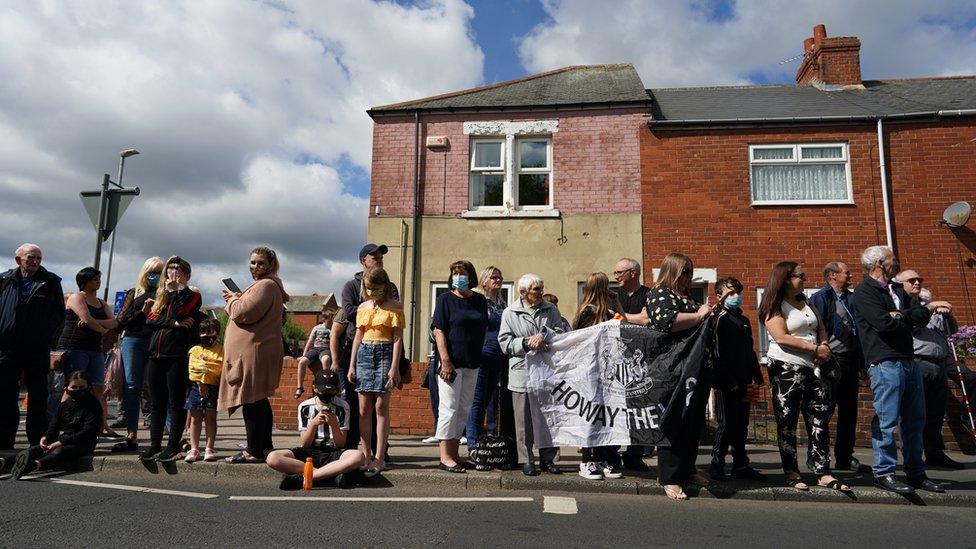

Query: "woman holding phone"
(219, 246), (289, 464)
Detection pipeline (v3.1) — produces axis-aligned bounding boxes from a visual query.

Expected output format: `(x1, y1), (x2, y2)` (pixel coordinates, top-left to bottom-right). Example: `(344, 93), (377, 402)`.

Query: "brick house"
(643, 25), (976, 450)
(364, 64), (651, 433)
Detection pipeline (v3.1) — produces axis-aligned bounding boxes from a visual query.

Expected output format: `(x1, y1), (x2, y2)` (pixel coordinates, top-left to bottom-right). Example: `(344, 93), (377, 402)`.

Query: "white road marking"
(36, 478), (219, 499)
(543, 496), (578, 515)
(0, 470), (63, 481)
(229, 496), (535, 502)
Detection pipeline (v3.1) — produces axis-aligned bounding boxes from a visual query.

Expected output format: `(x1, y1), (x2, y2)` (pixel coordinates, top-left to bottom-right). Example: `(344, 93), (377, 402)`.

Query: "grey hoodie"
(497, 298), (564, 392)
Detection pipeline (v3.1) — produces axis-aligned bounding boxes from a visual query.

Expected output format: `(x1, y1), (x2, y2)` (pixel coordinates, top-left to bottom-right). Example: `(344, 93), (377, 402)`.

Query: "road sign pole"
(103, 155), (128, 301)
(93, 174), (110, 270)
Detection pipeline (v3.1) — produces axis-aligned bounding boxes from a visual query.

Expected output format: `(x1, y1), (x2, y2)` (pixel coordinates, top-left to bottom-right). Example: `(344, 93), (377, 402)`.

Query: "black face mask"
(315, 390), (337, 403)
(200, 336), (218, 347)
(66, 388), (86, 400)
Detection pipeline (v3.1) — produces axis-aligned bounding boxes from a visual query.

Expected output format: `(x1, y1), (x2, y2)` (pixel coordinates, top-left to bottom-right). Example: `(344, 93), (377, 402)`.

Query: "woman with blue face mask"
(431, 260), (488, 472)
(111, 257), (164, 452)
(708, 277), (765, 482)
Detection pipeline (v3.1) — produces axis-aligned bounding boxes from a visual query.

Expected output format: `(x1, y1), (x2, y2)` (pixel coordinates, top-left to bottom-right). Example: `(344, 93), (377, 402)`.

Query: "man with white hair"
(896, 272), (966, 469)
(852, 246), (947, 494)
(0, 244), (65, 449)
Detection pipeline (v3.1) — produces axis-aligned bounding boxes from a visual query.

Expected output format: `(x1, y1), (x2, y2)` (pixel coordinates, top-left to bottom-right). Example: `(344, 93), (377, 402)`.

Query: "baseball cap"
(359, 243), (389, 262)
(313, 369), (339, 396)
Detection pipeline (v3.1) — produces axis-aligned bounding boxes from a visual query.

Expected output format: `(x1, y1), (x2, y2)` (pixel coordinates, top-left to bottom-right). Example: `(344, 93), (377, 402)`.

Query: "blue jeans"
(868, 359), (926, 477)
(120, 337), (150, 432)
(466, 354), (504, 449)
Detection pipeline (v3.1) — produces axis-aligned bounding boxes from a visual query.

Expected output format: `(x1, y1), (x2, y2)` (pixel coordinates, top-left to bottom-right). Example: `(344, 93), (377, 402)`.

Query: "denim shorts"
(184, 383), (219, 411)
(356, 342), (392, 393)
(61, 349), (106, 387)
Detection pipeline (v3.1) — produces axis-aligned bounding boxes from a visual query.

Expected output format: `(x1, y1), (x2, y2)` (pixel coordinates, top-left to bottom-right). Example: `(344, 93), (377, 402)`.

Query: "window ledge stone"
(461, 209), (560, 219)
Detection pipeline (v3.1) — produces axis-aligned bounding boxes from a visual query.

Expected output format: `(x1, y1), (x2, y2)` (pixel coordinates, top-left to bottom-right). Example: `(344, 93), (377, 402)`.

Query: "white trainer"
(579, 461), (604, 480)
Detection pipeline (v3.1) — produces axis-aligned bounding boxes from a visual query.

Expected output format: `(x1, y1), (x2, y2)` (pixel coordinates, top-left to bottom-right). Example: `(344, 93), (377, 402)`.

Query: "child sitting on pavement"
(267, 369), (364, 490)
(6, 371), (102, 479)
(184, 318), (222, 463)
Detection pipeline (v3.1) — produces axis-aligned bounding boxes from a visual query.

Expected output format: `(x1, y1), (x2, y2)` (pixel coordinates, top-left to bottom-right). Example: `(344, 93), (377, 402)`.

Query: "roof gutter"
(368, 100), (652, 118)
(648, 109), (976, 127)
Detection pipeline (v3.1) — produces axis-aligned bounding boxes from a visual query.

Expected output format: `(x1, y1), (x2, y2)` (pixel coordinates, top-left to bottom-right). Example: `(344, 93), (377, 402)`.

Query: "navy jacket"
(0, 266), (65, 352)
(852, 277), (931, 366)
(808, 284), (859, 356)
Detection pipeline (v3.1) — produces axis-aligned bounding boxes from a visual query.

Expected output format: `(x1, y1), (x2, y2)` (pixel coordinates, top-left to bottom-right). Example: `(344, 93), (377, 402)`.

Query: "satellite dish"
(941, 201), (971, 228)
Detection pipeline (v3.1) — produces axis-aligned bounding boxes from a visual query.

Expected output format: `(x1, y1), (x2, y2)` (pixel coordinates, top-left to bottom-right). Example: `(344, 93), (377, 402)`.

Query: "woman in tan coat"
(220, 246), (289, 463)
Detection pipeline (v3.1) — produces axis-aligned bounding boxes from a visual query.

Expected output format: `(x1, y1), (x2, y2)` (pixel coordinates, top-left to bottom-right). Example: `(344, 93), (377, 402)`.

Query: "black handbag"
(471, 434), (517, 471)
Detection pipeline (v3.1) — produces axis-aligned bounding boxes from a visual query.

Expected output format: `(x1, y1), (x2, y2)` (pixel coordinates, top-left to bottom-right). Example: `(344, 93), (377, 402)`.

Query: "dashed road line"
(36, 478), (219, 499)
(543, 496), (578, 515)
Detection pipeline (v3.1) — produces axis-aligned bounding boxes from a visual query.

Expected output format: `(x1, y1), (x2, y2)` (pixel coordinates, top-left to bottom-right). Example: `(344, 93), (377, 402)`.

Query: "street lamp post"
(102, 149), (139, 301)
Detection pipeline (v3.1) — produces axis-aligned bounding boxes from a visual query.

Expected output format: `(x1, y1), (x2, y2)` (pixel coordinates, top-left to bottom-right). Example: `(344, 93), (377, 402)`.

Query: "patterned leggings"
(769, 362), (835, 475)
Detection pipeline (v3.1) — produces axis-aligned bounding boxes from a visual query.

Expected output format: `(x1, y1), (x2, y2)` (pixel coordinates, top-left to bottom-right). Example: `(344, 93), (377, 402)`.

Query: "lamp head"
(120, 149), (140, 158)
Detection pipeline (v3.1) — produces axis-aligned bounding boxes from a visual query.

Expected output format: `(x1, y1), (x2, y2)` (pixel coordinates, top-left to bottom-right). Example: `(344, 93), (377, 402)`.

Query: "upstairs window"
(469, 137), (552, 210)
(749, 143), (852, 205)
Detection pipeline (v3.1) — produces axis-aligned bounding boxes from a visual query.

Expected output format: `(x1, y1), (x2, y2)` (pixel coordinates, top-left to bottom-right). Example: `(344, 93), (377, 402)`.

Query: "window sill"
(461, 209), (561, 219)
(751, 200), (855, 207)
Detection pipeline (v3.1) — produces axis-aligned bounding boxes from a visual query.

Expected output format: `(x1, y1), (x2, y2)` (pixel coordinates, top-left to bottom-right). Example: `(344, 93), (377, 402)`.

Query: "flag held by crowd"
(526, 320), (707, 448)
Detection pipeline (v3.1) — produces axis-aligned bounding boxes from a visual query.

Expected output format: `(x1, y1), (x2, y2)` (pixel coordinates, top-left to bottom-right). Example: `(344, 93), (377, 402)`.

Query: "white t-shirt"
(766, 300), (818, 368)
(297, 396), (350, 448)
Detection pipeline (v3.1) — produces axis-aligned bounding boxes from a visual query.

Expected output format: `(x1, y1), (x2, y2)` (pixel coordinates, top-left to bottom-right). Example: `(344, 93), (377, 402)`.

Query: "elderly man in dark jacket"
(0, 244), (65, 449)
(852, 245), (950, 494)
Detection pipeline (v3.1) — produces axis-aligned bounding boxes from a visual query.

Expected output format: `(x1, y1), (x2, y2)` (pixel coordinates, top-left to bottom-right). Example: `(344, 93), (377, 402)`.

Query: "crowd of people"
(0, 241), (973, 499)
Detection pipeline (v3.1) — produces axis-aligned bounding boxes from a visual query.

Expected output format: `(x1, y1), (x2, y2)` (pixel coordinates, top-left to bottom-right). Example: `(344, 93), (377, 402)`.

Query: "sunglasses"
(681, 267), (693, 277)
(489, 276), (503, 281)
(906, 277), (924, 284)
(790, 272), (807, 281)
(613, 268), (634, 276)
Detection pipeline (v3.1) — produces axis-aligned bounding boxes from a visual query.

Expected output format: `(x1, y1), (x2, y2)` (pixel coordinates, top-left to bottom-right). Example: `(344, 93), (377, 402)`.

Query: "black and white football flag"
(526, 320), (708, 447)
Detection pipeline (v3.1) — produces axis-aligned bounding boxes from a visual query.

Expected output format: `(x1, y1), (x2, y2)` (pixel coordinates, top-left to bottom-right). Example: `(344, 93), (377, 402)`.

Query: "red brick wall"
(640, 118), (976, 450)
(369, 108), (649, 217)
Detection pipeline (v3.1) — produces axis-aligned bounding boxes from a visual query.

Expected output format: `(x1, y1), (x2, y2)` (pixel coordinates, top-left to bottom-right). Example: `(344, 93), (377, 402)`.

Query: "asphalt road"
(3, 469), (976, 549)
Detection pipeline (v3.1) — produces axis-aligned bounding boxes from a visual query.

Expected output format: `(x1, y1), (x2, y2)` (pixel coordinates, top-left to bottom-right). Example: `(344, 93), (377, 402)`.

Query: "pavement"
(5, 410), (976, 507)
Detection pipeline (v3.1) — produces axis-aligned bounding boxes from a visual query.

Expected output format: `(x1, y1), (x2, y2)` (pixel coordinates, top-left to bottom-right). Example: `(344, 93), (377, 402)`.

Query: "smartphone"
(222, 278), (242, 293)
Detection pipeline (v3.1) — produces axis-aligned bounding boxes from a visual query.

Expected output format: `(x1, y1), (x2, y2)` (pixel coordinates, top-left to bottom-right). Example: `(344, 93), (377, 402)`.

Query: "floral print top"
(646, 287), (699, 334)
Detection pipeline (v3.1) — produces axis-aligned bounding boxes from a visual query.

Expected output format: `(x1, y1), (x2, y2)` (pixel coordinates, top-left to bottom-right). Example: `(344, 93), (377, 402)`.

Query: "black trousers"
(581, 446), (616, 463)
(769, 363), (835, 475)
(146, 356), (189, 451)
(832, 353), (860, 466)
(710, 385), (750, 469)
(27, 442), (89, 469)
(0, 348), (49, 448)
(242, 398), (274, 458)
(948, 360), (976, 427)
(496, 367), (516, 440)
(658, 369), (711, 485)
(918, 357), (949, 455)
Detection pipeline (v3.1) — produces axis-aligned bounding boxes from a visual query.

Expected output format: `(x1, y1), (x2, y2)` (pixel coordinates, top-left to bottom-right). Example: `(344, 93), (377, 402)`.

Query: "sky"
(2, 0), (975, 304)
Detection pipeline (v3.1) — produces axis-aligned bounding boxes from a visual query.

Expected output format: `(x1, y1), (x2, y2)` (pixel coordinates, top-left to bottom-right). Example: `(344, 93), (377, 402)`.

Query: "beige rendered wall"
(367, 213), (643, 361)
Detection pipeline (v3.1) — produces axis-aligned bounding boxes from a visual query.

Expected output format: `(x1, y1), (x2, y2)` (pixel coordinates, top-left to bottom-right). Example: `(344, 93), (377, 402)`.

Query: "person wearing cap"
(338, 244), (399, 453)
(266, 369), (363, 490)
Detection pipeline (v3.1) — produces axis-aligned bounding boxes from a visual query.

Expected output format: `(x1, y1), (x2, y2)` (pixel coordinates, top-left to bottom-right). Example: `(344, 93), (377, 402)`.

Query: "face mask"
(452, 275), (470, 292)
(147, 274), (160, 287)
(724, 294), (742, 309)
(66, 388), (86, 400)
(316, 390), (337, 402)
(201, 336), (217, 347)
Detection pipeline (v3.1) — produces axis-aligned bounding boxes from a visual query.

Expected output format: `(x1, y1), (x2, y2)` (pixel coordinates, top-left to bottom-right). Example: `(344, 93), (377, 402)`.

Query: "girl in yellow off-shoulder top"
(347, 266), (404, 476)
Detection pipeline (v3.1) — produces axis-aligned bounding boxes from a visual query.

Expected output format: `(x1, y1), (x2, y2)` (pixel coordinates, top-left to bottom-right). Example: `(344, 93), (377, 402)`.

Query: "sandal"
(184, 449), (200, 463)
(203, 449), (217, 462)
(664, 484), (688, 500)
(363, 458), (383, 478)
(819, 476), (852, 493)
(224, 451), (264, 464)
(786, 475), (809, 491)
(293, 387), (305, 400)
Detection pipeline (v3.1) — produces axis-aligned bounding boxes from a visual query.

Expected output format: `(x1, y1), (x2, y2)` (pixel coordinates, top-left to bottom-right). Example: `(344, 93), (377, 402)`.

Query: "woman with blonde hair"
(465, 265), (510, 450)
(140, 256), (202, 462)
(220, 246), (290, 463)
(646, 253), (713, 500)
(111, 256), (164, 452)
(573, 272), (624, 480)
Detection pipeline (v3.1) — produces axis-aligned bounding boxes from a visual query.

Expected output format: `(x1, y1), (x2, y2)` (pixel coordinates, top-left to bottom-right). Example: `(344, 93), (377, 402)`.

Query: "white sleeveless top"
(766, 300), (818, 368)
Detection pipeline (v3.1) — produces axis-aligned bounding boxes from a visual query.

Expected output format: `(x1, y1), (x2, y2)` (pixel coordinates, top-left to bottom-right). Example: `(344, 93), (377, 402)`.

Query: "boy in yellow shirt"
(184, 318), (222, 462)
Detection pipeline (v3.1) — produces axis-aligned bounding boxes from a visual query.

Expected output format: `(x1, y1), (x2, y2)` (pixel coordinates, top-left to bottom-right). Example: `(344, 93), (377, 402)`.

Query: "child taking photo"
(184, 318), (222, 463)
(266, 369), (363, 490)
(348, 266), (403, 477)
(6, 371), (102, 479)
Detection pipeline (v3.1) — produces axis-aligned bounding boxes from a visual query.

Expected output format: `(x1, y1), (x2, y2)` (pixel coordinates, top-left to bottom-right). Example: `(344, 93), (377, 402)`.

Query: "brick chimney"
(795, 24), (862, 87)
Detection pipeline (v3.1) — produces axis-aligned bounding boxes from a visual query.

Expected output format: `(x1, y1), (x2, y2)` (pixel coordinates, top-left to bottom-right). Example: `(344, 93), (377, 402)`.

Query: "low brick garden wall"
(269, 360), (976, 454)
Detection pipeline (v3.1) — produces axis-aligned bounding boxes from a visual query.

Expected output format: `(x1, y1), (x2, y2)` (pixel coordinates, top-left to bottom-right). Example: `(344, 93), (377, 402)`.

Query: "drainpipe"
(877, 118), (894, 252)
(409, 110), (421, 361)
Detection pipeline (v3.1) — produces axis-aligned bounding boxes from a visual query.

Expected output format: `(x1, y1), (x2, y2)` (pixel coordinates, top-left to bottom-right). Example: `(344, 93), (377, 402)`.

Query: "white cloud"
(0, 0), (483, 303)
(518, 0), (976, 87)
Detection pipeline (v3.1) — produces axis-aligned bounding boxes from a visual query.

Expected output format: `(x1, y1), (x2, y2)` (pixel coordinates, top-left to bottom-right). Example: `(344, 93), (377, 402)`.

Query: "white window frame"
(469, 138), (506, 210)
(514, 137), (554, 210)
(748, 142), (854, 206)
